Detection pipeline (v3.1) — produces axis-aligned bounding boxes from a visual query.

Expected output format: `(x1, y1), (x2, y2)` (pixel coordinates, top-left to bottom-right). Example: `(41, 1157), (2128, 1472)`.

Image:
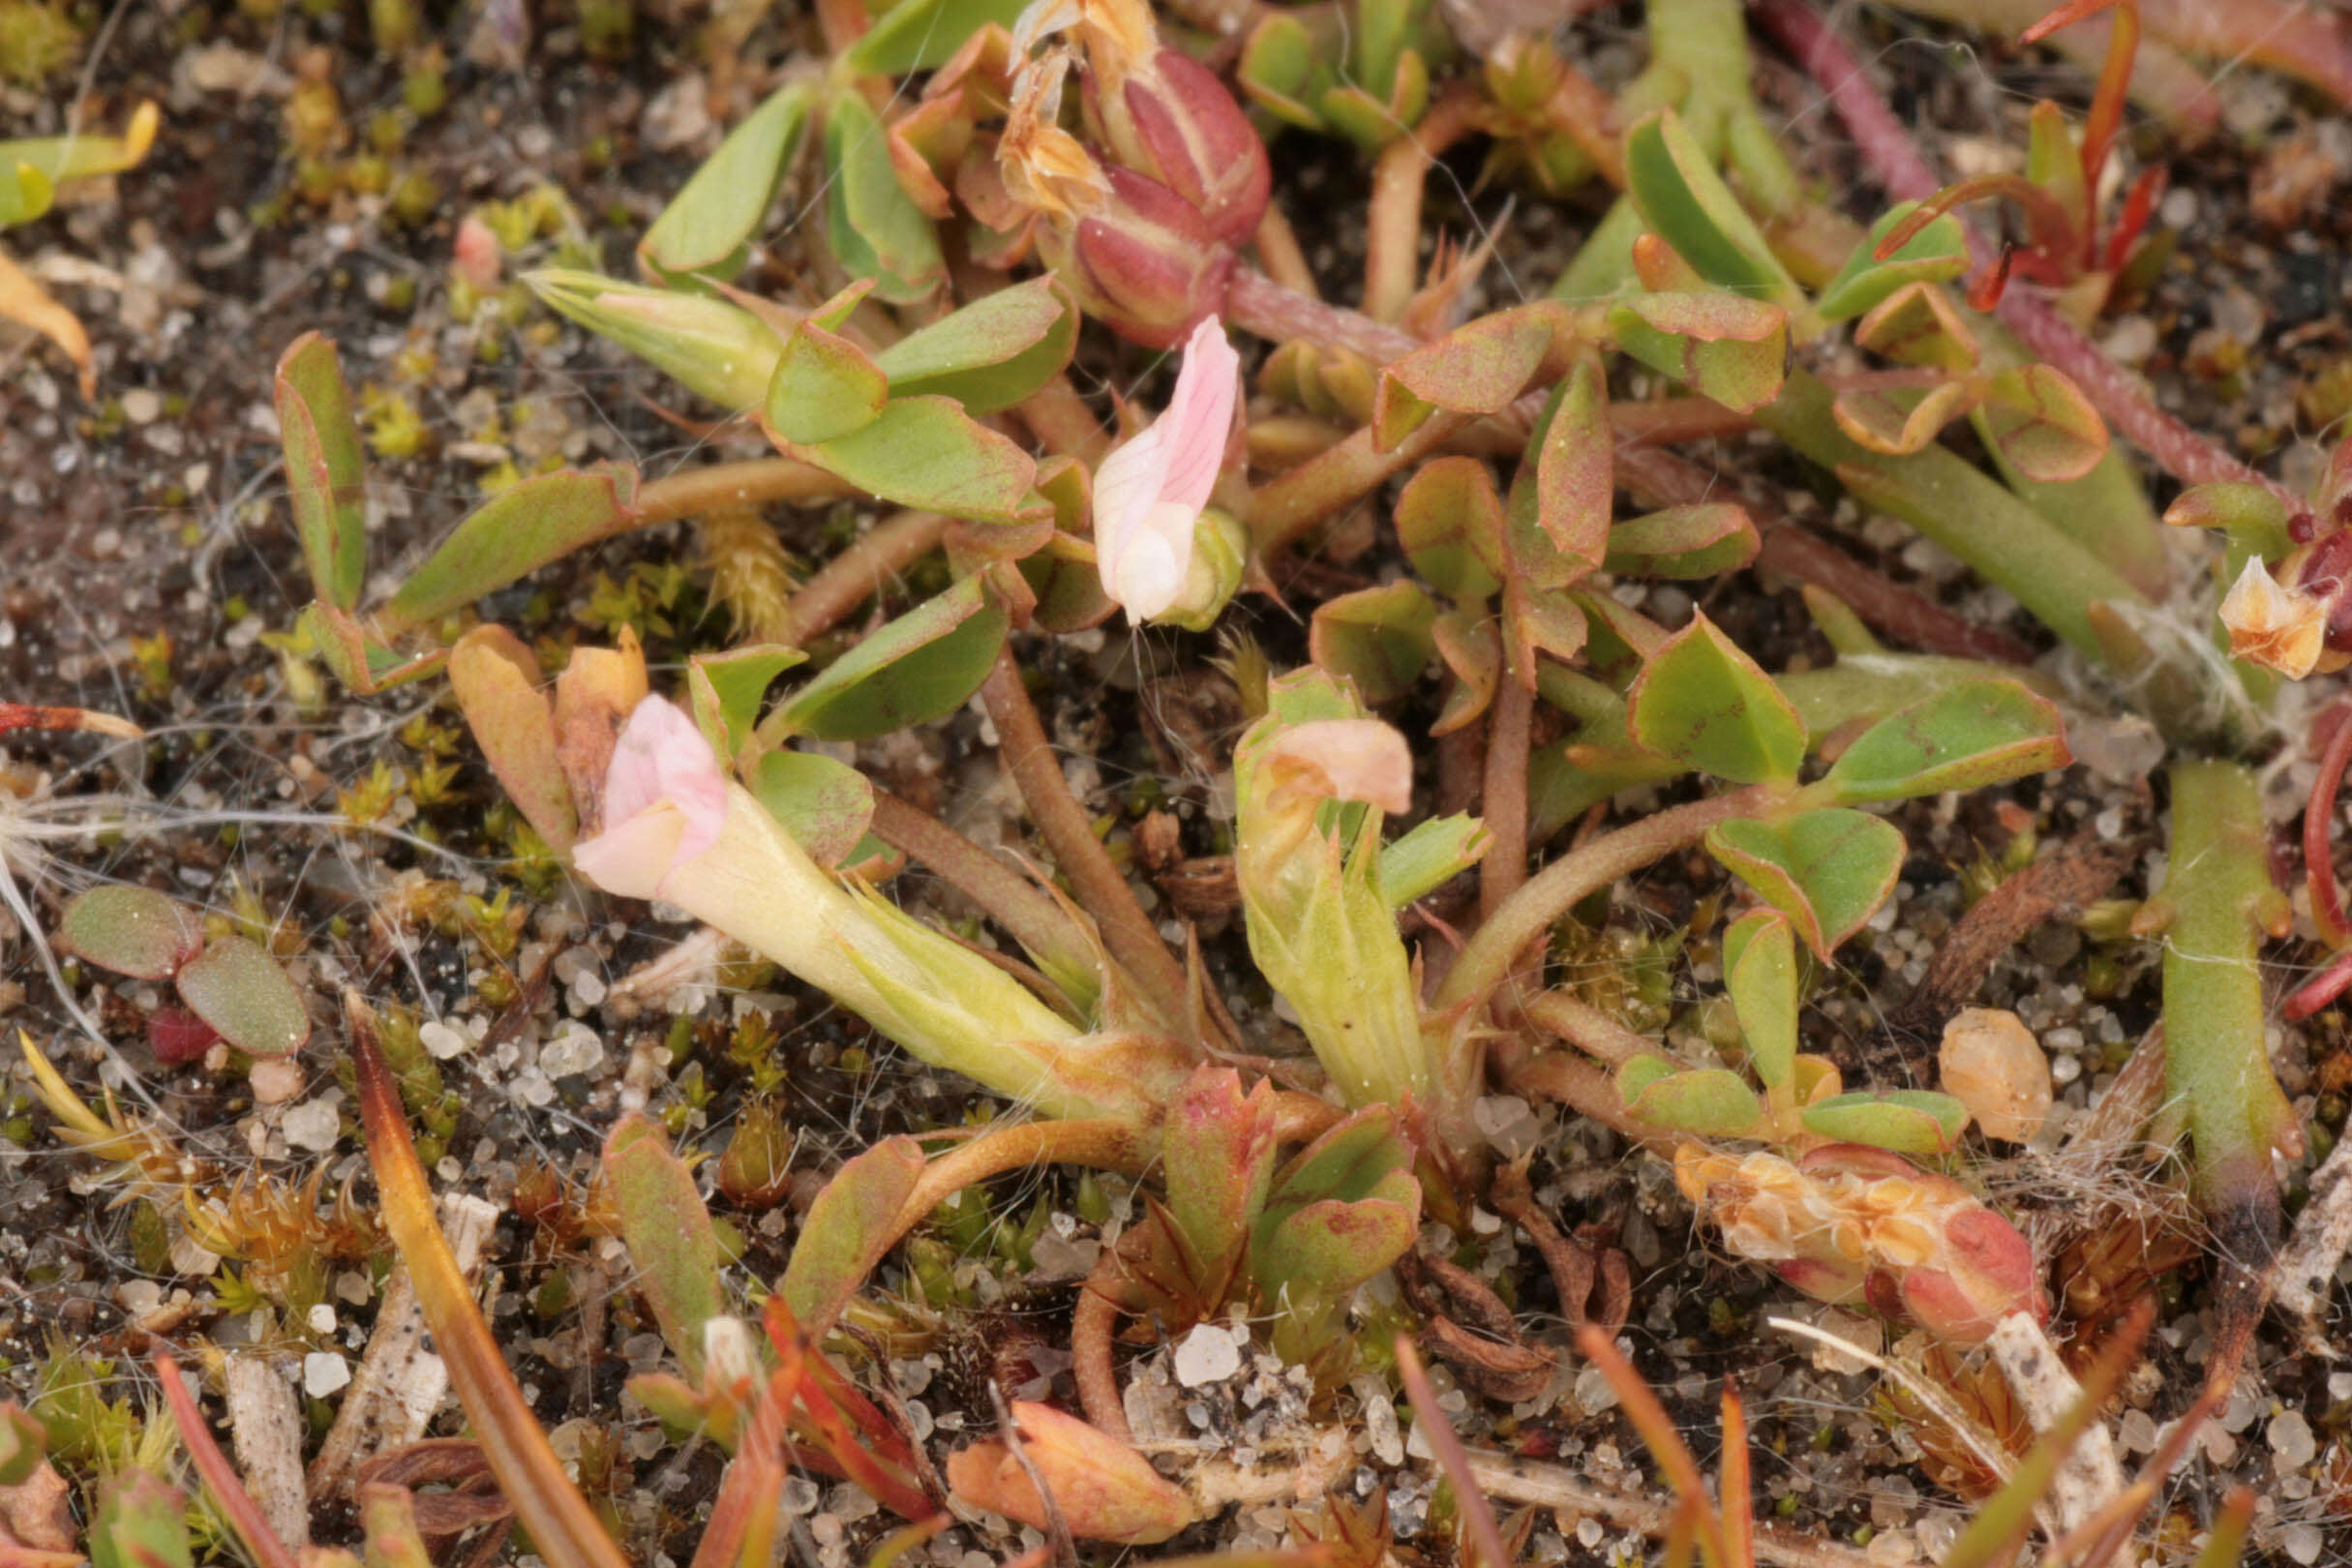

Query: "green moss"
(0, 0), (82, 87)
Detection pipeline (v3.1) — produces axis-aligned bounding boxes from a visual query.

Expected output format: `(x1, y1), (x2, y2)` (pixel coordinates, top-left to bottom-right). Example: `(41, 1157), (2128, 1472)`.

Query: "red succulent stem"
(2305, 699), (2352, 949)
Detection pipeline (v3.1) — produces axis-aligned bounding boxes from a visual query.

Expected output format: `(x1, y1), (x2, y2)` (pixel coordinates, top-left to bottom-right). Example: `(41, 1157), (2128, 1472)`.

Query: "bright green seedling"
(1238, 0), (1445, 150)
(53, 886), (310, 1059)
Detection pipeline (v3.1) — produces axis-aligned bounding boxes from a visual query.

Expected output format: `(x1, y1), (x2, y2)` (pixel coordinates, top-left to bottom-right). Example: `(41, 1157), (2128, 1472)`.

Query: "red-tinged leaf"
(1018, 530), (1119, 633)
(1394, 455), (1504, 599)
(1371, 303), (1562, 450)
(823, 91), (943, 303)
(777, 1136), (925, 1338)
(275, 333), (369, 612)
(948, 1402), (1196, 1544)
(1623, 108), (1806, 314)
(1627, 611), (1805, 783)
(146, 1009), (218, 1066)
(1830, 380), (1976, 457)
(448, 626), (576, 852)
(1161, 1068), (1281, 1286)
(1536, 351), (1613, 570)
(751, 750), (876, 868)
(1606, 293), (1789, 414)
(1604, 503), (1760, 579)
(1852, 281), (1980, 372)
(89, 1467), (194, 1568)
(1979, 364), (2108, 483)
(1816, 204), (1971, 323)
(606, 1114), (725, 1377)
(55, 886), (201, 980)
(1310, 581), (1437, 705)
(381, 465), (644, 632)
(1431, 608), (1502, 736)
(767, 319), (890, 444)
(1501, 578), (1587, 686)
(872, 276), (1079, 415)
(348, 994), (633, 1568)
(175, 937), (310, 1059)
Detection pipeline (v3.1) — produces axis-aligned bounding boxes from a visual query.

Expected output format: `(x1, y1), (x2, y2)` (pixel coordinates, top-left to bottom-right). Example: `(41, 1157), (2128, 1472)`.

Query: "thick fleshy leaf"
(1627, 612), (1805, 783)
(382, 465), (642, 631)
(1853, 282), (1979, 372)
(751, 750), (877, 868)
(1605, 504), (1759, 579)
(1238, 15), (1326, 130)
(1798, 1090), (1971, 1155)
(1815, 203), (1970, 322)
(1978, 364), (2107, 483)
(1706, 808), (1905, 960)
(872, 277), (1078, 415)
(1623, 109), (1806, 312)
(606, 1115), (724, 1376)
(767, 319), (890, 444)
(1250, 1105), (1421, 1299)
(2163, 482), (2298, 559)
(1830, 380), (1975, 457)
(777, 1134), (925, 1338)
(1378, 814), (1491, 909)
(1824, 679), (2070, 804)
(846, 0), (1027, 72)
(1018, 529), (1119, 633)
(1723, 909), (1797, 1092)
(1309, 581), (1437, 705)
(275, 333), (369, 612)
(56, 886), (202, 980)
(640, 82), (812, 282)
(790, 396), (1039, 525)
(772, 577), (1008, 741)
(686, 645), (806, 767)
(823, 91), (942, 302)
(449, 626), (577, 852)
(175, 936), (311, 1058)
(1395, 455), (1504, 598)
(1617, 1060), (1764, 1137)
(1371, 304), (1558, 449)
(1535, 352), (1613, 569)
(1606, 292), (1790, 413)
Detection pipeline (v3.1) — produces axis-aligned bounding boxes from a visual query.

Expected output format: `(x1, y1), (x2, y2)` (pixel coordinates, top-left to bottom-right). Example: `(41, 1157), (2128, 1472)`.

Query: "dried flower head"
(2218, 556), (2326, 678)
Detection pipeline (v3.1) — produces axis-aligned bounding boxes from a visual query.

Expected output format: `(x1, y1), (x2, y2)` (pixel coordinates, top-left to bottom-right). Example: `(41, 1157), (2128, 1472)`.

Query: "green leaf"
(1237, 15), (1327, 129)
(1623, 108), (1806, 311)
(1309, 581), (1437, 705)
(1815, 203), (1970, 322)
(767, 319), (890, 444)
(777, 1135), (925, 1339)
(1371, 304), (1557, 449)
(1627, 611), (1806, 783)
(606, 1114), (724, 1377)
(1606, 292), (1790, 413)
(1605, 504), (1759, 579)
(1161, 1070), (1280, 1284)
(1825, 678), (2069, 804)
(640, 81), (812, 282)
(772, 576), (1008, 741)
(1829, 380), (1976, 457)
(0, 1403), (45, 1487)
(90, 1468), (193, 1568)
(1251, 1106), (1420, 1300)
(528, 270), (783, 411)
(872, 277), (1079, 415)
(1799, 1090), (1971, 1155)
(1395, 455), (1504, 598)
(1706, 808), (1905, 960)
(751, 750), (877, 869)
(275, 333), (370, 612)
(0, 157), (55, 226)
(845, 0), (1029, 73)
(174, 936), (311, 1058)
(686, 644), (805, 767)
(1978, 364), (2107, 484)
(1722, 909), (1797, 1092)
(822, 90), (942, 303)
(791, 395), (1039, 525)
(299, 602), (447, 696)
(1431, 607), (1502, 736)
(449, 626), (577, 853)
(1535, 351), (1613, 570)
(381, 464), (642, 631)
(1617, 1063), (1764, 1137)
(1378, 814), (1491, 909)
(55, 887), (201, 980)
(2163, 482), (2297, 561)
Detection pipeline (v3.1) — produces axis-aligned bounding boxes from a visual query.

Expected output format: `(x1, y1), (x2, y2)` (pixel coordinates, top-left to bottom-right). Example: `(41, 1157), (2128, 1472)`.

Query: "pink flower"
(1092, 314), (1239, 619)
(570, 697), (730, 901)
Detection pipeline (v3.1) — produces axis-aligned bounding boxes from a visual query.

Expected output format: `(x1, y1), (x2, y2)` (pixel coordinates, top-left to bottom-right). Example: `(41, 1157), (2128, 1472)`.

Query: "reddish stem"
(152, 1352), (302, 1568)
(2306, 700), (2352, 948)
(1480, 672), (1533, 924)
(1070, 1255), (1140, 1442)
(1365, 85), (1483, 324)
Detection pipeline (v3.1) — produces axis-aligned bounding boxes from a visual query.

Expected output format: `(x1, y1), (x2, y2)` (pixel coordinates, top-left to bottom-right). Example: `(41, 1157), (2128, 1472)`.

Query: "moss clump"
(0, 0), (82, 87)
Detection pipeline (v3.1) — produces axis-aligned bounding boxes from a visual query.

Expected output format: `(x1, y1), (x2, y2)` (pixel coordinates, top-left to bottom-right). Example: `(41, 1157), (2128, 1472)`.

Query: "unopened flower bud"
(1150, 508), (1248, 631)
(526, 269), (782, 411)
(1041, 166), (1231, 348)
(715, 1099), (795, 1211)
(1095, 47), (1269, 246)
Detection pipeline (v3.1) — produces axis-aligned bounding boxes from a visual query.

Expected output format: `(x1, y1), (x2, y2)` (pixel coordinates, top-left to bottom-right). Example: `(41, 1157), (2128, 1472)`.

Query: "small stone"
(540, 1023), (605, 1079)
(307, 1303), (336, 1335)
(281, 1097), (342, 1153)
(1173, 1322), (1242, 1387)
(420, 1019), (469, 1060)
(121, 389), (163, 425)
(2280, 1523), (2322, 1566)
(249, 1057), (304, 1104)
(1939, 1008), (2053, 1143)
(2267, 1408), (2317, 1469)
(304, 1351), (351, 1398)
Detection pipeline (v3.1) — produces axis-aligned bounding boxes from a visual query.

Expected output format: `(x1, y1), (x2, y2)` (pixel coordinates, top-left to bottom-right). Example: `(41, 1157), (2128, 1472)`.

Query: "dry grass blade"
(347, 990), (632, 1568)
(1571, 1324), (1730, 1568)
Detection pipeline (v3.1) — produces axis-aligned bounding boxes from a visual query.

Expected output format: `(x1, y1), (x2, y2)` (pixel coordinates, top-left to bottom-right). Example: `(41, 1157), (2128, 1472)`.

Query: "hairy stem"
(1480, 673), (1533, 923)
(1365, 86), (1483, 324)
(779, 510), (950, 647)
(1252, 201), (1320, 299)
(1071, 1255), (1142, 1441)
(632, 457), (849, 525)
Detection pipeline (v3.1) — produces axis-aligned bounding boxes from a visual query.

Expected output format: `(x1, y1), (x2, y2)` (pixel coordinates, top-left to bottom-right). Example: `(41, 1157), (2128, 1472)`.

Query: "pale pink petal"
(1260, 718), (1412, 816)
(1154, 315), (1239, 515)
(1108, 514), (1185, 618)
(571, 801), (690, 902)
(1092, 422), (1172, 611)
(600, 695), (729, 861)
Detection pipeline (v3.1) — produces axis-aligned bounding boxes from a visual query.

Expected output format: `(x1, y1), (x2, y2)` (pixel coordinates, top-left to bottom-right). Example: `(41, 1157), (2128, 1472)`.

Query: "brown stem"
(1071, 1254), (1142, 1441)
(1251, 201), (1320, 301)
(1498, 1046), (1671, 1149)
(2309, 701), (2352, 948)
(1247, 412), (1468, 556)
(1015, 375), (1111, 467)
(779, 510), (950, 646)
(867, 790), (1113, 1003)
(632, 458), (849, 526)
(897, 1118), (1150, 1242)
(1520, 988), (1664, 1069)
(1365, 86), (1483, 324)
(1437, 784), (1777, 1014)
(981, 652), (1192, 1026)
(1609, 399), (1755, 445)
(1479, 673), (1532, 925)
(1225, 264), (1427, 366)
(1616, 443), (2037, 664)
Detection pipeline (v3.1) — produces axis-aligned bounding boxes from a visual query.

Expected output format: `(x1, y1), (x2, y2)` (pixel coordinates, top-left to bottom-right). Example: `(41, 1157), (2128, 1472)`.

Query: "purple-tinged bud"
(1095, 48), (1269, 247)
(1042, 166), (1232, 348)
